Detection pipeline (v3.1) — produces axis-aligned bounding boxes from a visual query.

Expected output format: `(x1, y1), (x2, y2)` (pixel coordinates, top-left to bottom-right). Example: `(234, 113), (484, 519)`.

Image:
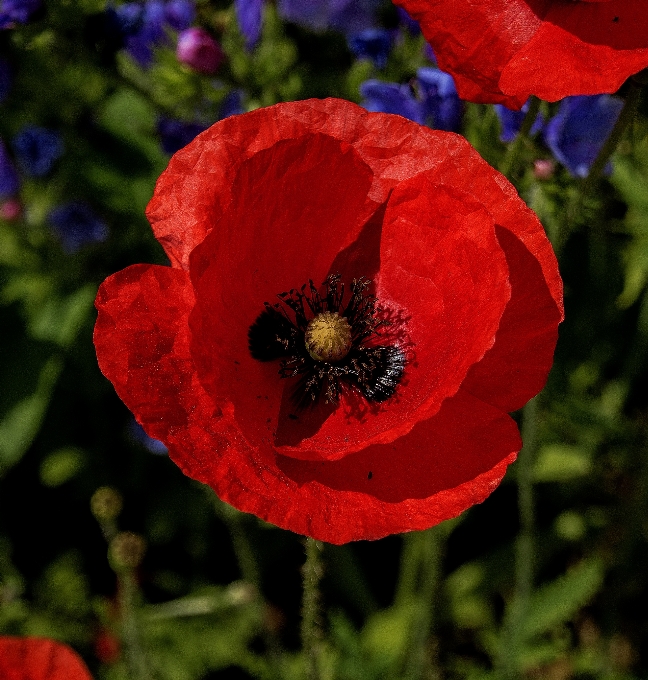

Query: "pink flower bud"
(176, 27), (224, 74)
(533, 158), (555, 181)
(0, 198), (21, 220)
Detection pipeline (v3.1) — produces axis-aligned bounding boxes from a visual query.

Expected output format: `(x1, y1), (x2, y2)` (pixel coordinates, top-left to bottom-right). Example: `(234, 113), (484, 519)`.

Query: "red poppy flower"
(94, 98), (562, 544)
(394, 0), (648, 109)
(0, 637), (93, 680)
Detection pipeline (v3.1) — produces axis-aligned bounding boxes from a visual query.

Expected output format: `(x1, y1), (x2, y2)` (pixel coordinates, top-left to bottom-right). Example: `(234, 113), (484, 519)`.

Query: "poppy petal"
(0, 637), (93, 680)
(462, 226), (562, 412)
(394, 0), (648, 107)
(187, 133), (378, 461)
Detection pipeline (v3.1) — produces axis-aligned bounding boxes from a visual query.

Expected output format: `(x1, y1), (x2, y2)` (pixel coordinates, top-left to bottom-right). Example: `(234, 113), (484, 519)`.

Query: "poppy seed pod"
(94, 98), (563, 544)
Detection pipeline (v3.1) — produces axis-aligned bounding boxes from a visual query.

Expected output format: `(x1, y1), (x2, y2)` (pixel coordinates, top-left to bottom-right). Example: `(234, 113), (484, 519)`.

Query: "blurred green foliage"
(2, 1), (648, 679)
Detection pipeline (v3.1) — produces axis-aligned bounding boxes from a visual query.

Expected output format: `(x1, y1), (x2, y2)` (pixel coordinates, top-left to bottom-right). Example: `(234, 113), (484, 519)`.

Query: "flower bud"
(91, 486), (123, 521)
(533, 159), (555, 181)
(176, 27), (224, 74)
(109, 531), (146, 570)
(0, 198), (21, 221)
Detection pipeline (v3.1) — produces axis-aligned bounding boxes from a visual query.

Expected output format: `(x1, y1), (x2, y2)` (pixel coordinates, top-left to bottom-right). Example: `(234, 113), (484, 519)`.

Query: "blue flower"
(219, 89), (245, 119)
(112, 2), (143, 35)
(130, 419), (168, 454)
(495, 99), (545, 143)
(0, 57), (11, 102)
(0, 0), (40, 27)
(0, 139), (19, 199)
(278, 0), (380, 35)
(397, 7), (419, 35)
(235, 0), (263, 50)
(125, 0), (167, 66)
(543, 94), (624, 179)
(47, 202), (108, 253)
(348, 28), (394, 69)
(157, 117), (206, 155)
(12, 126), (64, 178)
(164, 0), (194, 30)
(416, 66), (462, 132)
(359, 79), (423, 124)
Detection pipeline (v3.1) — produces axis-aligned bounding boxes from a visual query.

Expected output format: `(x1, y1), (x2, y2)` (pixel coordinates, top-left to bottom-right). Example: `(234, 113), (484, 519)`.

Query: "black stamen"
(248, 274), (405, 406)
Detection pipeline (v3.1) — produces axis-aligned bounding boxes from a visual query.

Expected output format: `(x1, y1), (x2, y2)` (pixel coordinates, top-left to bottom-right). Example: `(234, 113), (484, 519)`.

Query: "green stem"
(497, 398), (538, 680)
(499, 96), (542, 179)
(119, 570), (152, 680)
(402, 527), (445, 680)
(301, 538), (323, 680)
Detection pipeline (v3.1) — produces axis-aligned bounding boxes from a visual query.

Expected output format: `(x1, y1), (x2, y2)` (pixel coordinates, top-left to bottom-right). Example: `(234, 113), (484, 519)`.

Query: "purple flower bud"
(360, 79), (424, 125)
(176, 27), (224, 74)
(164, 0), (194, 31)
(544, 94), (624, 179)
(348, 29), (394, 70)
(157, 117), (206, 154)
(0, 139), (19, 199)
(416, 67), (463, 132)
(12, 125), (64, 177)
(47, 202), (108, 253)
(235, 0), (263, 51)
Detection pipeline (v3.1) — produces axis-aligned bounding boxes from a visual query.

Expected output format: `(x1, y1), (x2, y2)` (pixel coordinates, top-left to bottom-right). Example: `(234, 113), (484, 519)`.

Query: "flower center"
(248, 274), (405, 406)
(305, 312), (352, 361)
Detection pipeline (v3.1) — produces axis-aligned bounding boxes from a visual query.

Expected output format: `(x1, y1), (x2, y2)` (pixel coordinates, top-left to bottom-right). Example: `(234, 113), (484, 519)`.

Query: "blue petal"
(12, 125), (64, 178)
(416, 67), (463, 132)
(544, 94), (624, 179)
(47, 202), (108, 253)
(164, 0), (194, 30)
(235, 0), (263, 50)
(219, 89), (245, 119)
(495, 98), (545, 144)
(157, 117), (207, 154)
(348, 29), (394, 70)
(360, 79), (424, 124)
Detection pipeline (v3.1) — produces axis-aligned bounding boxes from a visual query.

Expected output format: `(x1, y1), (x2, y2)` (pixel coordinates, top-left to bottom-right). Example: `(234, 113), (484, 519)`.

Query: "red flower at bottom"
(0, 637), (93, 680)
(94, 98), (563, 543)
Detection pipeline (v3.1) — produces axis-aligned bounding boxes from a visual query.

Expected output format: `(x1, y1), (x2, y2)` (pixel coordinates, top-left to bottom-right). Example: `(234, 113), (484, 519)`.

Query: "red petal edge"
(394, 0), (648, 107)
(0, 637), (93, 680)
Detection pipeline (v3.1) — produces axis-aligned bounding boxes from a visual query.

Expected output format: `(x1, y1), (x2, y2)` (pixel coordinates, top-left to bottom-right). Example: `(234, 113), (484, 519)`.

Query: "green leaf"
(29, 285), (97, 347)
(0, 355), (63, 474)
(522, 559), (604, 640)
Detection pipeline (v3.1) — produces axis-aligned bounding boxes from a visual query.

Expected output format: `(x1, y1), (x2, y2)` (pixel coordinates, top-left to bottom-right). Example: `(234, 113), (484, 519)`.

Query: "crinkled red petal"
(394, 0), (648, 107)
(462, 226), (562, 411)
(93, 265), (520, 542)
(187, 133), (379, 462)
(501, 2), (648, 101)
(0, 637), (93, 680)
(97, 100), (564, 542)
